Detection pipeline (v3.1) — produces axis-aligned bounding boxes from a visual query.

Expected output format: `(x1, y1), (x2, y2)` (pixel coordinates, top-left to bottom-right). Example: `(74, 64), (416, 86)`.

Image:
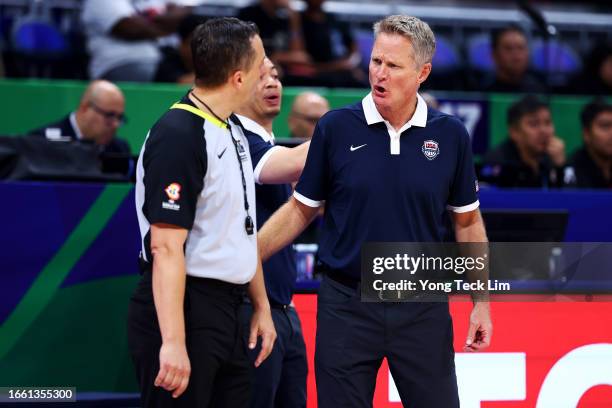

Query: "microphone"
(517, 0), (558, 93)
(517, 0), (556, 37)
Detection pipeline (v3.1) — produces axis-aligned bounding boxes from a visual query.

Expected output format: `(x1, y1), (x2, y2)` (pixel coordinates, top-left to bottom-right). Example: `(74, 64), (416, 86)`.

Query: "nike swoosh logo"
(350, 144), (367, 152)
(217, 147), (227, 159)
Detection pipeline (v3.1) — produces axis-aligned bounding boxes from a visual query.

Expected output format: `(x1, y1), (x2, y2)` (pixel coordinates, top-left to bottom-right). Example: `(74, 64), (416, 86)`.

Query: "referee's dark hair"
(178, 14), (207, 41)
(581, 98), (612, 131)
(507, 94), (549, 128)
(191, 17), (260, 88)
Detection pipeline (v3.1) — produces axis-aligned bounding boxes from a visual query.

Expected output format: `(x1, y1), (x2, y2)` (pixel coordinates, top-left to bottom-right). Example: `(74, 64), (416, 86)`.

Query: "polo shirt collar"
(362, 92), (428, 130)
(235, 114), (275, 145)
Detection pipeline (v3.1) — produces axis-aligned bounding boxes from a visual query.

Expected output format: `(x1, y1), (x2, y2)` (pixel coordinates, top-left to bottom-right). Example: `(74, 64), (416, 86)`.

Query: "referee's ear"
(230, 70), (244, 90)
(417, 62), (432, 85)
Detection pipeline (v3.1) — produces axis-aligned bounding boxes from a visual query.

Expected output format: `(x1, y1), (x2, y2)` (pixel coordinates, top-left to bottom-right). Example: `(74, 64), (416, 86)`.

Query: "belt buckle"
(377, 288), (423, 302)
(378, 289), (403, 301)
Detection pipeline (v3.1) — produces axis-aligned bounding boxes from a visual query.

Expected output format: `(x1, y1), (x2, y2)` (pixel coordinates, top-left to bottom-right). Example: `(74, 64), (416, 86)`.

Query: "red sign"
(293, 295), (612, 407)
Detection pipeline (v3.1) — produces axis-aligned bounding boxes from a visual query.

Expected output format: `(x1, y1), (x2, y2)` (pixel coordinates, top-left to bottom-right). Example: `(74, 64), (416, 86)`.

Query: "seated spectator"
(154, 14), (207, 84)
(571, 41), (612, 96)
(481, 95), (565, 188)
(28, 80), (130, 155)
(81, 0), (190, 82)
(565, 99), (612, 188)
(298, 0), (366, 87)
(287, 91), (330, 139)
(237, 0), (311, 78)
(481, 25), (546, 93)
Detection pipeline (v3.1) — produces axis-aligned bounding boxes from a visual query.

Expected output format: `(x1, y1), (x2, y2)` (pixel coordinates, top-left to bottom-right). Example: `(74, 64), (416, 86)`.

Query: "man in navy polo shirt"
(234, 57), (310, 408)
(259, 15), (492, 408)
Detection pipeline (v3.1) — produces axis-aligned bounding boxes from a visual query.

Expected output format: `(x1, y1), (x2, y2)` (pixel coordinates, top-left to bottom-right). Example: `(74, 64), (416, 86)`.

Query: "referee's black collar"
(180, 92), (196, 107)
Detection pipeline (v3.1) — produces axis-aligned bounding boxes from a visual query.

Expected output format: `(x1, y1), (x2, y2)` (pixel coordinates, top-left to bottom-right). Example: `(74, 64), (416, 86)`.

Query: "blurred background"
(0, 0), (611, 407)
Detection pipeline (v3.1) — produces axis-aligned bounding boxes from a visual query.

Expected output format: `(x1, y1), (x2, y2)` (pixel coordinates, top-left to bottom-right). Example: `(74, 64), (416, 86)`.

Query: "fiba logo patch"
(422, 140), (440, 160)
(165, 183), (181, 201)
(163, 183), (182, 211)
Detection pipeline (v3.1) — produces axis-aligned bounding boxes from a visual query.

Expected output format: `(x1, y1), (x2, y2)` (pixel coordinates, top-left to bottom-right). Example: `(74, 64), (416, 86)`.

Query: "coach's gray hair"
(373, 15), (436, 67)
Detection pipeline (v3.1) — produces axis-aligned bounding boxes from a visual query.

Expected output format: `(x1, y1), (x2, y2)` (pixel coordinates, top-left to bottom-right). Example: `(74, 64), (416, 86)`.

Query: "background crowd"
(0, 0), (610, 188)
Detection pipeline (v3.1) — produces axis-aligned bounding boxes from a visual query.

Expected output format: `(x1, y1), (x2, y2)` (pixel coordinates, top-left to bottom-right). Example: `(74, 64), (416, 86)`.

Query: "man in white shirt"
(81, 0), (190, 82)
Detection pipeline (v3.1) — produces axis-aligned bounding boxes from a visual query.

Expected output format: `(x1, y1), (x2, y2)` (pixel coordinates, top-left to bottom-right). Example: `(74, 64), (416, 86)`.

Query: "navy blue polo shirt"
(235, 114), (297, 306)
(294, 93), (479, 279)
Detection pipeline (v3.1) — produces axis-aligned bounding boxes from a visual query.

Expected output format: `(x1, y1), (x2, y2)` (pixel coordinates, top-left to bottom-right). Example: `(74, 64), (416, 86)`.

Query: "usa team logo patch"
(165, 183), (181, 201)
(422, 140), (440, 160)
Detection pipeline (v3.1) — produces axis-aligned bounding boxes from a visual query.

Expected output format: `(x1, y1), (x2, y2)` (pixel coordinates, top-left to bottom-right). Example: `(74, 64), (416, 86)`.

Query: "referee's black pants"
(315, 275), (460, 408)
(127, 271), (251, 408)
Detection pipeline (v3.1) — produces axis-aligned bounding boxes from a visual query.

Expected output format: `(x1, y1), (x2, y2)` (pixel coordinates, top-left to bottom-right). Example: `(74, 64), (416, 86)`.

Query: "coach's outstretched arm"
(258, 196), (319, 262)
(453, 209), (493, 353)
(258, 141), (311, 184)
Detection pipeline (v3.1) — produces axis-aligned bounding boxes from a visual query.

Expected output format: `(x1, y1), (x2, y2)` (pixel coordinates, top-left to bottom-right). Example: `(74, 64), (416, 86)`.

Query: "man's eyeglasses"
(89, 102), (128, 125)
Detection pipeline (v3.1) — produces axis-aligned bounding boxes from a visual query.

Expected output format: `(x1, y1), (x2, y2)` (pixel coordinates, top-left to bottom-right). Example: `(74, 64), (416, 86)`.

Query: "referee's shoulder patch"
(162, 182), (181, 211)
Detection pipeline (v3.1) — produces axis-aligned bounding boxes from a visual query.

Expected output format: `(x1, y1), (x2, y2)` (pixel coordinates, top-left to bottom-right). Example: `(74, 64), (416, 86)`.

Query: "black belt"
(270, 303), (291, 310)
(325, 268), (360, 290)
(139, 258), (248, 297)
(185, 274), (249, 297)
(242, 297), (291, 310)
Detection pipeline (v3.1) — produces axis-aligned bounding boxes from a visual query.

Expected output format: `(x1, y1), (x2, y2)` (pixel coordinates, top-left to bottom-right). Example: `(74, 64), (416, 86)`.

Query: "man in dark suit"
(28, 80), (131, 154)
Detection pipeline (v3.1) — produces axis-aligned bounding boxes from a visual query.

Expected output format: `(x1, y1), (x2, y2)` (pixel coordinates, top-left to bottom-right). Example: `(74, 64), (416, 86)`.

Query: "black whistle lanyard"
(190, 91), (254, 235)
